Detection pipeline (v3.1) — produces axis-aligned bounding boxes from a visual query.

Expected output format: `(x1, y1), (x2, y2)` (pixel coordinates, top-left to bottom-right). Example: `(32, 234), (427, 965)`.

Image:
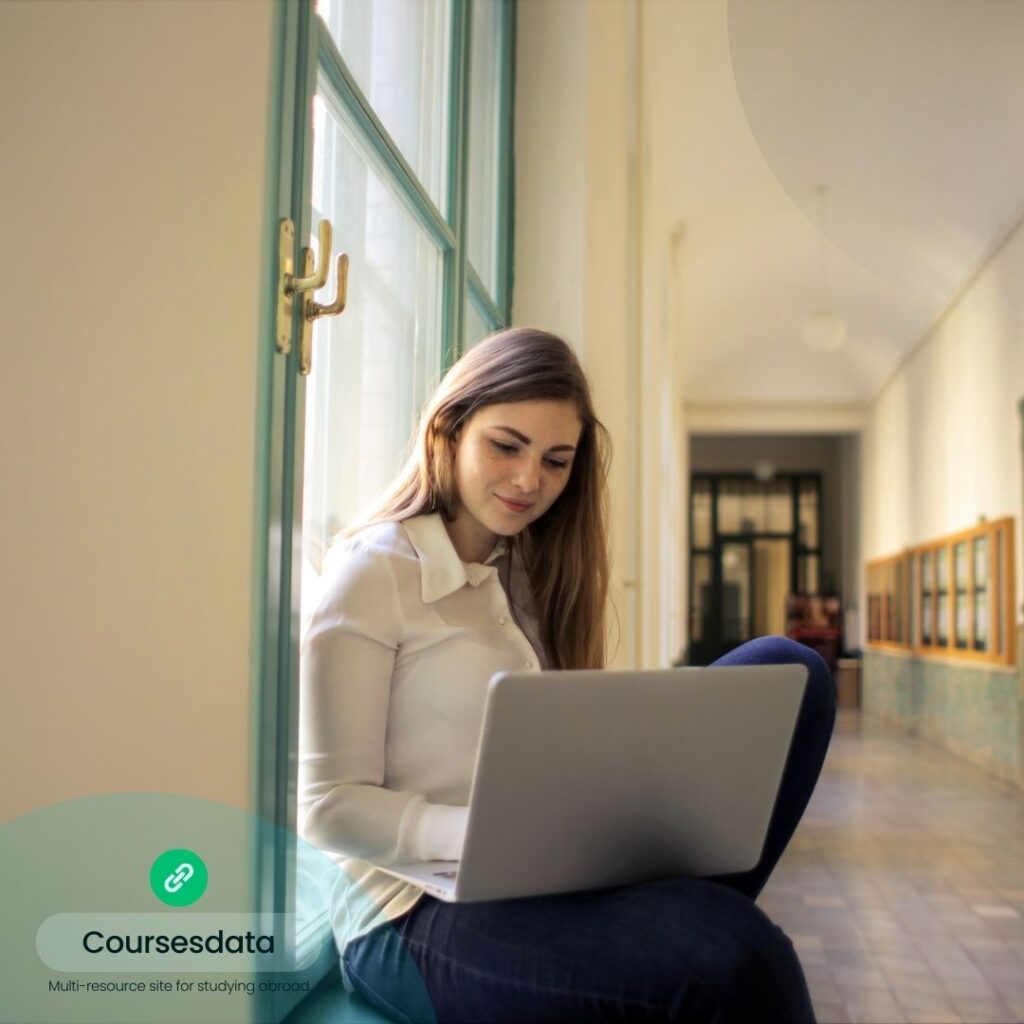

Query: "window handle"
(307, 253), (349, 321)
(291, 220), (332, 293)
(300, 253), (350, 376)
(275, 218), (334, 356)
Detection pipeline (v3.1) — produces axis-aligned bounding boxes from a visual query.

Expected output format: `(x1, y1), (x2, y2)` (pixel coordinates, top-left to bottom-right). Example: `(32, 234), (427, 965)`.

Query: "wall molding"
(686, 401), (867, 434)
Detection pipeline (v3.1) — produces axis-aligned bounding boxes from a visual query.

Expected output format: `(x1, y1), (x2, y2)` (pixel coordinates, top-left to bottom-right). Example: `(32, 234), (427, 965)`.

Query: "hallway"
(761, 710), (1024, 1023)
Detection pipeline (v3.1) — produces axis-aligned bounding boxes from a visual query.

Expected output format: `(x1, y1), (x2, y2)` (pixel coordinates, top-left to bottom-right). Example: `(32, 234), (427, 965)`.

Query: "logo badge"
(149, 849), (208, 906)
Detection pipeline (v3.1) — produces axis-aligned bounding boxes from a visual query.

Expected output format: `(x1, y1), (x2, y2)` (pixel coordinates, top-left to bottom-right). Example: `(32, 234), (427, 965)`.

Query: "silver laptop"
(376, 664), (807, 902)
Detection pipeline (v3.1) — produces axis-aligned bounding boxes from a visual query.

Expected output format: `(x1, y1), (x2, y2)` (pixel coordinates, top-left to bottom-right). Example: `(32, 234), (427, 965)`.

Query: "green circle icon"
(149, 849), (207, 906)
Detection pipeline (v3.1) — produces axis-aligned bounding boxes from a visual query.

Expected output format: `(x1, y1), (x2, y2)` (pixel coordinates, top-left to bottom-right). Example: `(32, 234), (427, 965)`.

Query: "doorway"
(688, 473), (823, 664)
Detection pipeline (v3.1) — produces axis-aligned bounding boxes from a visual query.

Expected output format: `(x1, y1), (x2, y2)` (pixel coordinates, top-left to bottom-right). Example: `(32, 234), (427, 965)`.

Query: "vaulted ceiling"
(651, 0), (1024, 405)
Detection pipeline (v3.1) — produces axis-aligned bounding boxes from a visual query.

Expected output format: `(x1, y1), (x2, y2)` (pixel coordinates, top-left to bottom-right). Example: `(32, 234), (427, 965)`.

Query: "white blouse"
(298, 512), (548, 966)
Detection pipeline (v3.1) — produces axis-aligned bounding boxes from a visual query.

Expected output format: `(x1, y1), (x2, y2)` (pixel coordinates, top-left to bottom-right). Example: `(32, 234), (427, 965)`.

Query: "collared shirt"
(298, 512), (548, 966)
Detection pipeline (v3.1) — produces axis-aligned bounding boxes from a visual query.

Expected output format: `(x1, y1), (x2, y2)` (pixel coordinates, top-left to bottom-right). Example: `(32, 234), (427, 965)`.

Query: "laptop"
(375, 664), (807, 902)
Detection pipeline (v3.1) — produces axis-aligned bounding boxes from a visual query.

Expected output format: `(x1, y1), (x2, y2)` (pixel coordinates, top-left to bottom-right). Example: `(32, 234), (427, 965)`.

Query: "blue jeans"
(344, 637), (836, 1024)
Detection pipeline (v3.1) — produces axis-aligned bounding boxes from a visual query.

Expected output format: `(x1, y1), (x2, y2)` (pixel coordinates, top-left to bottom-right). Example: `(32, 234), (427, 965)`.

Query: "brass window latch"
(276, 218), (350, 375)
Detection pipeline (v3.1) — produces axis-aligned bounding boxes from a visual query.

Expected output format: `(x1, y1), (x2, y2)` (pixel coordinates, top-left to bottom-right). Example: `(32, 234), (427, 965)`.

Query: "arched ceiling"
(650, 0), (1024, 404)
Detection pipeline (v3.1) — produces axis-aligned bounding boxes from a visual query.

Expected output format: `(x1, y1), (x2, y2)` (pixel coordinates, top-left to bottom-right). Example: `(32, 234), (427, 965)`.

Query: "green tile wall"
(863, 634), (1024, 789)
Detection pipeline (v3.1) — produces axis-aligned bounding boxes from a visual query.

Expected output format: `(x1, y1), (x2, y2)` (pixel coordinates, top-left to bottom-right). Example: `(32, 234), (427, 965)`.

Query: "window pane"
(954, 542), (967, 591)
(463, 293), (493, 349)
(690, 554), (712, 641)
(955, 592), (968, 649)
(721, 544), (751, 643)
(974, 589), (989, 651)
(799, 554), (819, 595)
(765, 481), (793, 533)
(744, 483), (767, 533)
(994, 530), (1004, 654)
(936, 548), (949, 645)
(908, 554), (916, 644)
(953, 541), (968, 648)
(920, 551), (932, 643)
(302, 88), (444, 589)
(937, 591), (949, 646)
(316, 0), (452, 213)
(691, 478), (712, 549)
(717, 480), (741, 533)
(466, 0), (502, 297)
(894, 560), (905, 643)
(717, 479), (761, 534)
(973, 536), (988, 588)
(753, 538), (789, 636)
(798, 480), (818, 548)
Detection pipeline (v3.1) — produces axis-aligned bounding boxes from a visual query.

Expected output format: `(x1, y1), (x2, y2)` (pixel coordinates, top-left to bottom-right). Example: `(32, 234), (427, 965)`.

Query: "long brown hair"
(348, 327), (611, 670)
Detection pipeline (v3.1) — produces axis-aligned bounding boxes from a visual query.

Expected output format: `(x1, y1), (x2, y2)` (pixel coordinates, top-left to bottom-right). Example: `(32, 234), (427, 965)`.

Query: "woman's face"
(448, 399), (583, 561)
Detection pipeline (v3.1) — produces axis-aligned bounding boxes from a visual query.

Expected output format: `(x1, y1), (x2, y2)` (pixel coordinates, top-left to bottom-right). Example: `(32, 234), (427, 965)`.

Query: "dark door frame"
(688, 472), (824, 665)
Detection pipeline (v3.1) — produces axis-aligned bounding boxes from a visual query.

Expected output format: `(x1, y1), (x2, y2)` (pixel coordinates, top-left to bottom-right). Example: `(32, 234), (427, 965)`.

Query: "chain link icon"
(163, 862), (195, 894)
(151, 849), (207, 905)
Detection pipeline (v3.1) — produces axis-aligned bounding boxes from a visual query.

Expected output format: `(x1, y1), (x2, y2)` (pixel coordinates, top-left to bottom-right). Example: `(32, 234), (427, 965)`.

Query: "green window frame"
(313, 0), (515, 359)
(254, 2), (516, 1015)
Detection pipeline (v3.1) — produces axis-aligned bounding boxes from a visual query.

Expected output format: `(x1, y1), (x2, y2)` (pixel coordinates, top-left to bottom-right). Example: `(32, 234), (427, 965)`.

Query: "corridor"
(762, 710), (1024, 1023)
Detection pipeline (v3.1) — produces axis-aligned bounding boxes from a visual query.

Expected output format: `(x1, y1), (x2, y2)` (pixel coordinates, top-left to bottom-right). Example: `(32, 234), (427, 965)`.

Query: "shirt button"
(522, 659), (533, 669)
(497, 616), (507, 625)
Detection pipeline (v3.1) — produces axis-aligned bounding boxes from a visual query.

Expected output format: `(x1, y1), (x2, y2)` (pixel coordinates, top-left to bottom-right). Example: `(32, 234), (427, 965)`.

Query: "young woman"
(299, 327), (835, 1024)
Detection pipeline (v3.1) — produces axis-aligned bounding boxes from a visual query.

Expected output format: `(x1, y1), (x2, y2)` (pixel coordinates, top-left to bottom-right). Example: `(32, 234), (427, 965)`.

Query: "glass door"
(687, 473), (822, 664)
(719, 540), (753, 646)
(752, 537), (791, 637)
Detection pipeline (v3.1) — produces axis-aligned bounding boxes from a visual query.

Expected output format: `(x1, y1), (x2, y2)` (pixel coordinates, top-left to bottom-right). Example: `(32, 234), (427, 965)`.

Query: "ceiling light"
(802, 309), (847, 352)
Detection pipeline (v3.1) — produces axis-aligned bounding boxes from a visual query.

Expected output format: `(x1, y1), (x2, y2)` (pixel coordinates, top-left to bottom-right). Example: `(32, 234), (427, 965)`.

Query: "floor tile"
(902, 1012), (961, 1024)
(759, 710), (1024, 1024)
(843, 994), (907, 1023)
(947, 995), (1015, 1023)
(814, 1002), (852, 1024)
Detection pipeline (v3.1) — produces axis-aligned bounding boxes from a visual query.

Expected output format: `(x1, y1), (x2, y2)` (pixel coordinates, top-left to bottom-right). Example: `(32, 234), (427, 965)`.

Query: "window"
(865, 517), (1015, 666)
(276, 0), (515, 987)
(302, 0), (514, 581)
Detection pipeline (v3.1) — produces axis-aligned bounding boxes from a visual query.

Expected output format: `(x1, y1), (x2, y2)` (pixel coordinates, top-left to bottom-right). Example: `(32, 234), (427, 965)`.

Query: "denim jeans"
(344, 637), (837, 1024)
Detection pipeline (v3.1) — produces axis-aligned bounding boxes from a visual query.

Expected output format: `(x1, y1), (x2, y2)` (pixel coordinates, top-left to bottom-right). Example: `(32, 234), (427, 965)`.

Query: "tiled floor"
(759, 709), (1024, 1024)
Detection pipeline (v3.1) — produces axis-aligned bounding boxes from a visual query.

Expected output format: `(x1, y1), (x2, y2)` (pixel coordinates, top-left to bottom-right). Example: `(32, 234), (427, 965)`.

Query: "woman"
(299, 327), (835, 1024)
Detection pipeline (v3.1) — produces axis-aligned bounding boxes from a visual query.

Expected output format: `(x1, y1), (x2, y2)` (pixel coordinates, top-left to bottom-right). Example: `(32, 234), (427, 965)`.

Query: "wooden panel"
(865, 518), (1015, 668)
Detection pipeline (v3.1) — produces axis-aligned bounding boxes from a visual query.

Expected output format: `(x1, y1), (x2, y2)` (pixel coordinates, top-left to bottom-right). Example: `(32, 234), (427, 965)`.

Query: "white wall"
(514, 0), (688, 669)
(861, 235), (1023, 784)
(511, 0), (587, 347)
(0, 0), (275, 822)
(862, 222), (1024, 635)
(514, 0), (633, 664)
(640, 1), (689, 668)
